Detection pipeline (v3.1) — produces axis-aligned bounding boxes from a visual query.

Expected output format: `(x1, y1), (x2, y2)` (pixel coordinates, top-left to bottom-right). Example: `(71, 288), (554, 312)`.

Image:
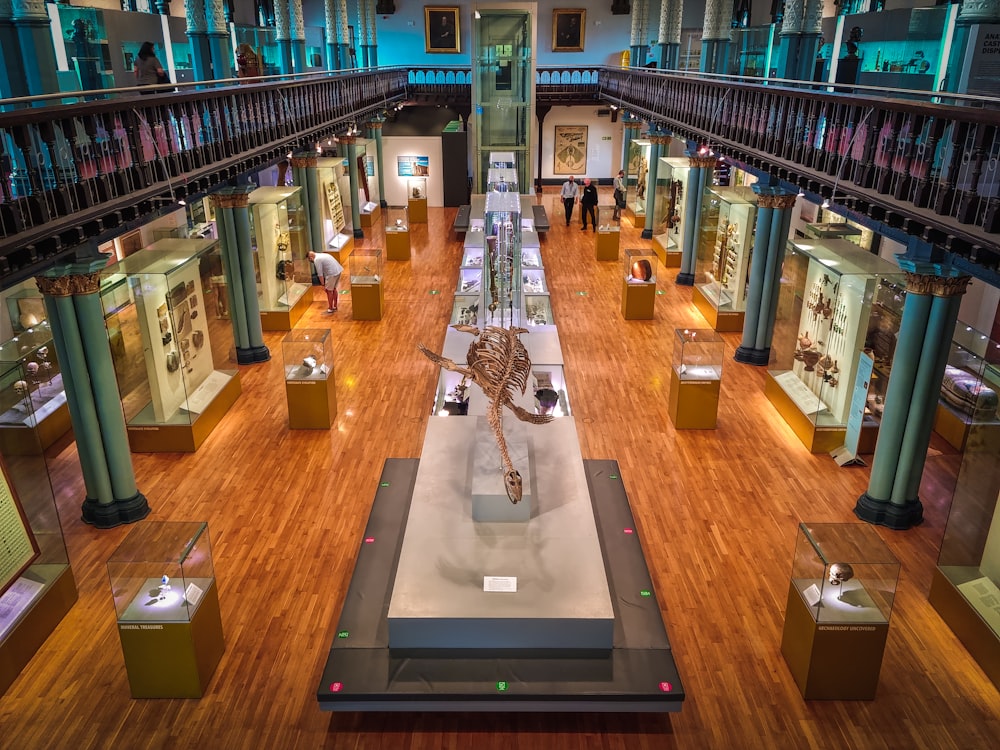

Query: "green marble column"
(344, 136), (363, 238)
(855, 267), (971, 530)
(735, 189), (797, 365)
(641, 133), (669, 240)
(368, 119), (387, 207)
(293, 152), (323, 260)
(37, 267), (150, 528)
(11, 0), (59, 96)
(676, 153), (716, 286)
(212, 196), (249, 350)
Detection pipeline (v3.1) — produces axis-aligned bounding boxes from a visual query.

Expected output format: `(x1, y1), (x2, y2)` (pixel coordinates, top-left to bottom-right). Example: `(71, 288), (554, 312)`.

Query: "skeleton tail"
(487, 397), (521, 504)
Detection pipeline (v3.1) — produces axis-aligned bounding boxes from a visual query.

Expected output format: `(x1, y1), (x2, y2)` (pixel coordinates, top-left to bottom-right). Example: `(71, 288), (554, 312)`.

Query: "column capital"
(366, 121), (383, 130)
(340, 135), (358, 146)
(903, 272), (972, 298)
(687, 154), (717, 169)
(210, 188), (252, 209)
(290, 154), (317, 169)
(36, 271), (101, 297)
(753, 186), (798, 209)
(649, 134), (672, 147)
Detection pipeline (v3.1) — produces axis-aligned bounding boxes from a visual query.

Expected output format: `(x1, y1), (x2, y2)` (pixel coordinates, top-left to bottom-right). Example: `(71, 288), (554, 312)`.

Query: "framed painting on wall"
(552, 9), (585, 52)
(425, 7), (460, 53)
(553, 125), (587, 174)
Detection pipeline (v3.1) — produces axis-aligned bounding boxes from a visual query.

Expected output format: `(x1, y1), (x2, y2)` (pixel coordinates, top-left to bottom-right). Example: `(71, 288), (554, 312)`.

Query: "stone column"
(185, 0), (211, 81)
(290, 0), (306, 72)
(368, 119), (387, 207)
(0, 0), (18, 99)
(11, 0), (59, 96)
(657, 0), (682, 71)
(210, 189), (271, 364)
(324, 0), (340, 70)
(700, 0), (732, 74)
(36, 265), (150, 529)
(291, 152), (321, 258)
(735, 188), (797, 364)
(676, 153), (716, 286)
(855, 266), (972, 530)
(641, 132), (671, 239)
(630, 0), (650, 67)
(958, 0), (1000, 24)
(343, 136), (364, 238)
(777, 0), (824, 81)
(335, 0), (351, 68)
(206, 0), (232, 80)
(274, 0), (292, 74)
(367, 0), (378, 68)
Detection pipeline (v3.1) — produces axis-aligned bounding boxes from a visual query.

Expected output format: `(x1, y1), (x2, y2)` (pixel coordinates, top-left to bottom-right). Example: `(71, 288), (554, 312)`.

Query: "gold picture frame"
(552, 9), (585, 53)
(553, 125), (588, 175)
(425, 7), (461, 54)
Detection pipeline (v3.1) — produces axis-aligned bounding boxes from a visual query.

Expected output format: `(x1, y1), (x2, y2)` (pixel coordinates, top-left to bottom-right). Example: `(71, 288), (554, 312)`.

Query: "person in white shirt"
(307, 251), (343, 313)
(560, 176), (579, 226)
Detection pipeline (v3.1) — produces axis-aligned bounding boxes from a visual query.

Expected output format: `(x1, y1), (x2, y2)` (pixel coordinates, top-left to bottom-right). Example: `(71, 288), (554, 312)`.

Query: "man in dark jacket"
(580, 177), (598, 231)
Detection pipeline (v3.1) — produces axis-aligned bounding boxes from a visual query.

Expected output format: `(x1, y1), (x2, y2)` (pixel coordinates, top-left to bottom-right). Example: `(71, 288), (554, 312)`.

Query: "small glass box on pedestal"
(283, 329), (336, 429)
(622, 248), (657, 320)
(596, 206), (620, 261)
(780, 523), (900, 700)
(107, 521), (224, 698)
(349, 248), (384, 320)
(407, 177), (428, 223)
(384, 205), (410, 261)
(668, 329), (723, 429)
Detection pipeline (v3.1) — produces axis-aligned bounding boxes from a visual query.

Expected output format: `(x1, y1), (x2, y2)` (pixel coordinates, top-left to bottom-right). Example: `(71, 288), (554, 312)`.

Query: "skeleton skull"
(828, 563), (855, 586)
(13, 380), (28, 396)
(26, 362), (39, 376)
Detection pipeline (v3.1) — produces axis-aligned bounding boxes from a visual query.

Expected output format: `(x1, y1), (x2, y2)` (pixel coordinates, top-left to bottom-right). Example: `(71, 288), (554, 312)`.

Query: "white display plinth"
(471, 418), (531, 523)
(388, 417), (614, 651)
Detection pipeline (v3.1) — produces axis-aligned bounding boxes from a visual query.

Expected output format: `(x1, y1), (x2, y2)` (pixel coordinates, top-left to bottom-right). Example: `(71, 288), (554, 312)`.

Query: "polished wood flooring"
(1, 190), (999, 749)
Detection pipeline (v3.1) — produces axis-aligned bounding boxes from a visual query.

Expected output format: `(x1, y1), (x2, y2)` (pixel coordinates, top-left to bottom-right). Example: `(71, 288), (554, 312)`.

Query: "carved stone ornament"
(209, 193), (250, 209)
(650, 134), (673, 147)
(290, 0), (306, 41)
(36, 272), (101, 297)
(367, 121), (383, 131)
(702, 0), (733, 40)
(659, 0), (682, 46)
(185, 0), (208, 35)
(290, 155), (317, 169)
(274, 0), (290, 40)
(958, 0), (1000, 24)
(0, 0), (14, 20)
(688, 154), (718, 169)
(11, 0), (46, 19)
(630, 0), (650, 47)
(757, 193), (798, 210)
(904, 272), (972, 298)
(205, 0), (228, 35)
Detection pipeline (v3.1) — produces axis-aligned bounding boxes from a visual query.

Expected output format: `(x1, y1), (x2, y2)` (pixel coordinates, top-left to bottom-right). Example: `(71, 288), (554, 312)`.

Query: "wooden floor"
(2, 190), (999, 749)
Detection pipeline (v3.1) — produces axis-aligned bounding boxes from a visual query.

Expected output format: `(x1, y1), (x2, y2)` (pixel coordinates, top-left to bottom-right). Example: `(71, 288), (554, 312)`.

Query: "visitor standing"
(581, 177), (598, 231)
(560, 176), (578, 227)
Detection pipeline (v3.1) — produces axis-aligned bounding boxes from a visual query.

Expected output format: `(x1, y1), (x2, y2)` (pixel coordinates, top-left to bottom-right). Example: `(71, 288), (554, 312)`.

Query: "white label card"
(483, 576), (517, 593)
(185, 582), (204, 607)
(804, 584), (822, 607)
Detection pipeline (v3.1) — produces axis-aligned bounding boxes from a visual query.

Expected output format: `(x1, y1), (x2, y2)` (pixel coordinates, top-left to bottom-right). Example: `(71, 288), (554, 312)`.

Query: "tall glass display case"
(384, 205), (410, 261)
(357, 139), (381, 228)
(316, 156), (354, 261)
(622, 248), (657, 320)
(248, 186), (312, 331)
(781, 523), (900, 700)
(596, 206), (620, 261)
(932, 323), (1000, 451)
(692, 186), (757, 331)
(0, 321), (72, 454)
(107, 521), (224, 698)
(100, 238), (241, 453)
(487, 167), (518, 193)
(283, 329), (336, 429)
(668, 329), (724, 429)
(483, 191), (522, 328)
(349, 248), (384, 321)
(408, 177), (428, 223)
(653, 157), (690, 268)
(627, 139), (652, 221)
(766, 239), (905, 453)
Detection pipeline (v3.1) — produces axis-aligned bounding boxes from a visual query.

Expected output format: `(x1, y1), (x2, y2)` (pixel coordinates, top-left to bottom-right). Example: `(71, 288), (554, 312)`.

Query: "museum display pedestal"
(283, 329), (336, 429)
(692, 284), (744, 332)
(108, 521), (224, 699)
(260, 289), (311, 332)
(327, 233), (354, 264)
(359, 203), (381, 228)
(408, 198), (428, 223)
(780, 523), (899, 700)
(621, 249), (657, 320)
(126, 374), (242, 453)
(653, 234), (680, 268)
(595, 207), (619, 261)
(385, 206), (411, 261)
(350, 249), (384, 321)
(929, 568), (1000, 689)
(667, 329), (723, 430)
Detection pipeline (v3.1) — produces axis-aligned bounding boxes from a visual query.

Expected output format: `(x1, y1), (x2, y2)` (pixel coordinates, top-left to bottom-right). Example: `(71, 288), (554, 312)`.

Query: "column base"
(640, 228), (653, 240)
(82, 492), (151, 529)
(734, 346), (770, 366)
(380, 199), (388, 208)
(853, 493), (924, 530)
(353, 228), (364, 239)
(236, 345), (271, 365)
(676, 273), (694, 286)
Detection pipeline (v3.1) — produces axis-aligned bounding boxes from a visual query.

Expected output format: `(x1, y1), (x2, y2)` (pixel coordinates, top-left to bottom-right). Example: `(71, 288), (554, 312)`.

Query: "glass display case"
(521, 269), (547, 295)
(781, 522), (900, 699)
(451, 295), (480, 326)
(107, 521), (224, 698)
(432, 363), (570, 418)
(693, 186), (757, 331)
(384, 205), (410, 261)
(58, 6), (114, 92)
(483, 191), (521, 328)
(653, 157), (690, 268)
(766, 239), (905, 453)
(932, 323), (1000, 451)
(357, 140), (381, 227)
(487, 167), (518, 193)
(626, 139), (651, 220)
(0, 321), (71, 454)
(316, 156), (354, 261)
(524, 294), (553, 329)
(100, 237), (241, 452)
(349, 248), (384, 321)
(622, 248), (657, 320)
(596, 205), (620, 261)
(929, 398), (1000, 689)
(457, 268), (483, 295)
(282, 329), (336, 429)
(520, 245), (542, 270)
(461, 242), (484, 269)
(489, 152), (516, 169)
(248, 186), (312, 331)
(408, 177), (428, 223)
(668, 329), (724, 429)
(0, 445), (76, 697)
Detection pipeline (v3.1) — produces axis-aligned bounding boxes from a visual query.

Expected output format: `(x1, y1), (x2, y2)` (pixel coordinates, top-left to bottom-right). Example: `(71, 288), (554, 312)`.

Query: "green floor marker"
(496, 681), (508, 692)
(640, 589), (652, 597)
(576, 291), (588, 296)
(380, 481), (390, 487)
(337, 630), (349, 639)
(429, 290), (439, 295)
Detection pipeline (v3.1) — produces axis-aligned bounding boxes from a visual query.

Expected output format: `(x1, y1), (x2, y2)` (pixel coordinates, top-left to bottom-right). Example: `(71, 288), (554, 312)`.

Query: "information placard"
(0, 459), (40, 597)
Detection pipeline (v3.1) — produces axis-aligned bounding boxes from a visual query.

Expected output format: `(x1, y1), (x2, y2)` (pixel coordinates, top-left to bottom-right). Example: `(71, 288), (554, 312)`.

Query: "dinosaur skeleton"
(418, 325), (553, 504)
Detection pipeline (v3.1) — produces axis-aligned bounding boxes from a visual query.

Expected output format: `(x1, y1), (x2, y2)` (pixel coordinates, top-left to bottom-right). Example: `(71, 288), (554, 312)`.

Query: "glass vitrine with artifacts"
(626, 139), (652, 220)
(596, 205), (620, 261)
(653, 157), (690, 268)
(384, 205), (410, 261)
(349, 248), (384, 321)
(668, 328), (724, 429)
(282, 329), (336, 429)
(622, 248), (657, 320)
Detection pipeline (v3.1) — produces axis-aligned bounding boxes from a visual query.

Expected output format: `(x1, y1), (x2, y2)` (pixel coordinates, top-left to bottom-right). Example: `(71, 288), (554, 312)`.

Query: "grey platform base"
(316, 458), (685, 712)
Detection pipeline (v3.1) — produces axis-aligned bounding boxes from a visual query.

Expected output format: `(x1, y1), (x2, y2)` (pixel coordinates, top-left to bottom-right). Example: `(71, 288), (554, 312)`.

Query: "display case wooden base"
(359, 205), (381, 228)
(286, 376), (337, 429)
(260, 289), (312, 332)
(408, 198), (428, 223)
(932, 402), (1000, 452)
(692, 285), (744, 332)
(780, 582), (889, 700)
(126, 373), (242, 453)
(329, 237), (354, 264)
(929, 567), (1000, 690)
(0, 566), (77, 697)
(668, 369), (720, 429)
(0, 402), (72, 456)
(351, 282), (384, 321)
(621, 281), (655, 320)
(653, 235), (681, 268)
(386, 231), (411, 261)
(595, 232), (619, 261)
(117, 581), (225, 698)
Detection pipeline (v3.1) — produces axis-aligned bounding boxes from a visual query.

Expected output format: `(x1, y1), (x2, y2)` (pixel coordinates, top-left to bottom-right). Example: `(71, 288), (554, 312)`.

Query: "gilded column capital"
(210, 192), (249, 209)
(36, 272), (101, 297)
(290, 155), (317, 169)
(688, 155), (718, 169)
(904, 272), (972, 298)
(366, 121), (383, 131)
(756, 193), (798, 210)
(650, 134), (672, 147)
(340, 135), (357, 146)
